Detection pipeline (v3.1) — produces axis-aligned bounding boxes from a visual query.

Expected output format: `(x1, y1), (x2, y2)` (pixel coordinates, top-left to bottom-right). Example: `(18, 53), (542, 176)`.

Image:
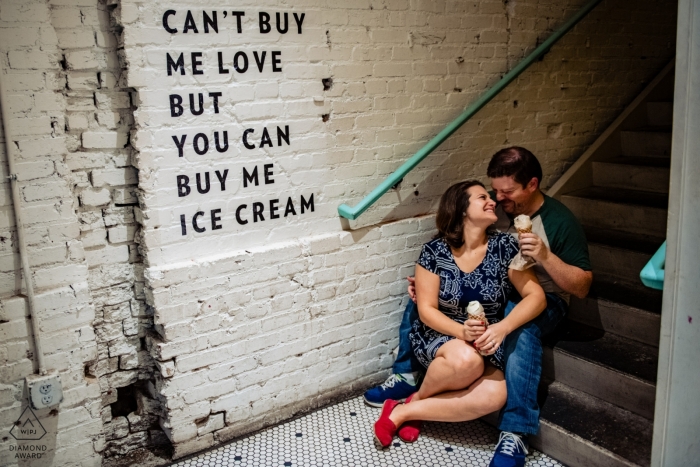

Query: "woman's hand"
(462, 319), (487, 342)
(473, 322), (509, 355)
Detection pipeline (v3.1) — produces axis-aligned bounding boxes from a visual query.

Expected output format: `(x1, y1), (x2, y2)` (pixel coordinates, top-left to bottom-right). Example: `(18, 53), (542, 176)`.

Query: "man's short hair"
(486, 146), (542, 188)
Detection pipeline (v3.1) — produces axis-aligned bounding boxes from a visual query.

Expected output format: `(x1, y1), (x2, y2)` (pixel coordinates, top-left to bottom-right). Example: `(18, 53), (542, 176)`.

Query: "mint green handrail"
(338, 0), (604, 220)
(640, 241), (666, 290)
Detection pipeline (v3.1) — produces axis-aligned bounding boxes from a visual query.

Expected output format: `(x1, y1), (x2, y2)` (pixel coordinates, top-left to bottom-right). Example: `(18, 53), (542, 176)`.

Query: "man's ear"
(525, 177), (539, 192)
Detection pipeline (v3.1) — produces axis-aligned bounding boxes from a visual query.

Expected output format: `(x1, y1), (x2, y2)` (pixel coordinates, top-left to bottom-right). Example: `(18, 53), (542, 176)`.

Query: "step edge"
(561, 194), (669, 210)
(592, 161), (671, 169)
(583, 226), (666, 243)
(592, 272), (663, 286)
(532, 418), (641, 467)
(548, 346), (657, 386)
(592, 297), (662, 317)
(568, 298), (661, 347)
(590, 183), (670, 195)
(586, 280), (663, 315)
(589, 241), (654, 257)
(561, 196), (668, 213)
(569, 296), (663, 327)
(620, 129), (673, 135)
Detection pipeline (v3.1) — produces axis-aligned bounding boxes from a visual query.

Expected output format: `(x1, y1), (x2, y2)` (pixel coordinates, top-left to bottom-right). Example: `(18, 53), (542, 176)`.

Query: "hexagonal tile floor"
(172, 396), (564, 467)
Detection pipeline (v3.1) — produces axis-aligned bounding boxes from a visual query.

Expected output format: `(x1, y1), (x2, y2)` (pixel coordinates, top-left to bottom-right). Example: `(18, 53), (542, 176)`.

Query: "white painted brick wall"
(127, 2), (666, 264)
(0, 0), (164, 463)
(0, 0), (109, 463)
(0, 0), (678, 463)
(41, 0), (169, 459)
(118, 0), (676, 458)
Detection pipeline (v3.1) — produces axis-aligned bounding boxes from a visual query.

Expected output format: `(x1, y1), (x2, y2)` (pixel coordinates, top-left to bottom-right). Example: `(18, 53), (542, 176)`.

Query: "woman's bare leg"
(416, 339), (484, 400)
(389, 365), (506, 426)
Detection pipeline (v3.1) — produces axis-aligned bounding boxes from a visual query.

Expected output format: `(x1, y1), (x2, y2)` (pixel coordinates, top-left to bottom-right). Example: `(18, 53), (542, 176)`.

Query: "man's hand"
(518, 233), (593, 299)
(519, 233), (549, 263)
(407, 276), (416, 302)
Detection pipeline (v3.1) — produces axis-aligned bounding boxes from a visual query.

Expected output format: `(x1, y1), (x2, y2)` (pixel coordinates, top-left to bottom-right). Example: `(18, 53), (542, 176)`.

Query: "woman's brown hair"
(435, 180), (486, 249)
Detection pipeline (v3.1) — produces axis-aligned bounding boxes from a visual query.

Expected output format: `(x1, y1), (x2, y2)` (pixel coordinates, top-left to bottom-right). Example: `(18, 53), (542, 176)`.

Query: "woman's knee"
(446, 345), (484, 377)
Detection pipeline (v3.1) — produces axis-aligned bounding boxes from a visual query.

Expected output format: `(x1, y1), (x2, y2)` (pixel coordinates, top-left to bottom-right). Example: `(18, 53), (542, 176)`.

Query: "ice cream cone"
(467, 301), (487, 324)
(514, 215), (532, 235)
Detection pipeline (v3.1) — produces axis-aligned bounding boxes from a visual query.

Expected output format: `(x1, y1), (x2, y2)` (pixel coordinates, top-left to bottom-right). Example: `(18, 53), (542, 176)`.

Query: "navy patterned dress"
(409, 232), (520, 372)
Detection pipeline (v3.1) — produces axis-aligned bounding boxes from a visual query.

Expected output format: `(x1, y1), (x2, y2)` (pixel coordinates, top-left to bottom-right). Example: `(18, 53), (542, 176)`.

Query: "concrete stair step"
(589, 243), (651, 285)
(573, 227), (662, 342)
(646, 101), (673, 127)
(561, 187), (668, 237)
(514, 74), (673, 467)
(584, 225), (665, 255)
(588, 273), (663, 314)
(620, 128), (672, 157)
(533, 382), (653, 467)
(543, 322), (657, 420)
(554, 322), (659, 385)
(592, 157), (670, 193)
(568, 296), (661, 347)
(585, 226), (664, 286)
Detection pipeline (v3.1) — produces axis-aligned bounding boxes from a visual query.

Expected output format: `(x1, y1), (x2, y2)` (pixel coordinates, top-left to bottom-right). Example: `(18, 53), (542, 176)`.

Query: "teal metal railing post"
(640, 241), (666, 290)
(338, 0), (604, 220)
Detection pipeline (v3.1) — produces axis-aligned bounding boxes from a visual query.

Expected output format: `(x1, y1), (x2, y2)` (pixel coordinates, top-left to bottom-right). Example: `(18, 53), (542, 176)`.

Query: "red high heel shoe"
(397, 393), (422, 443)
(373, 399), (401, 448)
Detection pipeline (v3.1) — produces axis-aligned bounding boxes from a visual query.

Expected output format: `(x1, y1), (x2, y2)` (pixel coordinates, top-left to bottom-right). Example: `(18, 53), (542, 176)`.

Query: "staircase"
(525, 63), (674, 466)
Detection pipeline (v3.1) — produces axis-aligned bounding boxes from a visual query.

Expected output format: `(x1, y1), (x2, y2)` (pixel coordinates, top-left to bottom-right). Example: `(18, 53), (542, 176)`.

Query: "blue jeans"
(392, 300), (422, 375)
(497, 293), (568, 435)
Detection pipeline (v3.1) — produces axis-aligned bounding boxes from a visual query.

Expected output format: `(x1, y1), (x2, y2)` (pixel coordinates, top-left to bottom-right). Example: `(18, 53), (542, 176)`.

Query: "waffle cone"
(517, 227), (532, 235)
(467, 311), (487, 323)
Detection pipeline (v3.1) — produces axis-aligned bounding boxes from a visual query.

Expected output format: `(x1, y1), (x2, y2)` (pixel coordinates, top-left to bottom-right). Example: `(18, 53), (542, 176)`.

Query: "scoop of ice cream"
(514, 214), (532, 232)
(467, 301), (483, 315)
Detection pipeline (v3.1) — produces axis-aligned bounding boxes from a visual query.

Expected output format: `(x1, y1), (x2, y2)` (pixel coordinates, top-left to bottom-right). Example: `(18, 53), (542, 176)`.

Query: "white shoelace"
(497, 432), (529, 456)
(380, 374), (403, 389)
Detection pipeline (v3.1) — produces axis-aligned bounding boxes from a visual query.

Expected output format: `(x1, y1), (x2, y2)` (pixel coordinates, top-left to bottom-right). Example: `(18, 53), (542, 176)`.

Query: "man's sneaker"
(489, 432), (529, 467)
(363, 374), (416, 407)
